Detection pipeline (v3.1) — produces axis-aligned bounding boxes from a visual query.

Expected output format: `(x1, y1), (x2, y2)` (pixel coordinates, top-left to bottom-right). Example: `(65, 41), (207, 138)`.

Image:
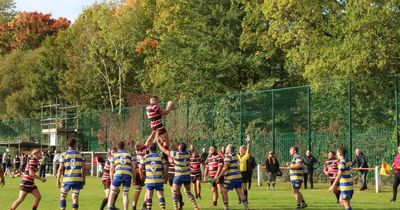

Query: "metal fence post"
(396, 77), (399, 146)
(308, 86), (312, 150)
(272, 90), (275, 152)
(186, 100), (190, 130)
(29, 118), (32, 142)
(348, 81), (353, 158)
(240, 92), (244, 146)
(212, 97), (216, 146)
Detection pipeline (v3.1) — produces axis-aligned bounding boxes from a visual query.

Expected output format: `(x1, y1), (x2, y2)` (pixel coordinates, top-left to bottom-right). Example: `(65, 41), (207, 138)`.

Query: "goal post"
(81, 151), (108, 177)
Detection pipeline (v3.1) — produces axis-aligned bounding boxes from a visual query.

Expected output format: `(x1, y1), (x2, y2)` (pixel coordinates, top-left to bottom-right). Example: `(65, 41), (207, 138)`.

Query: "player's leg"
(71, 187), (81, 210)
(234, 187), (249, 209)
(220, 186), (229, 210)
(156, 188), (166, 210)
(60, 186), (70, 210)
(132, 184), (142, 209)
(172, 183), (181, 210)
(183, 181), (199, 209)
(158, 130), (170, 146)
(191, 176), (198, 198)
(145, 189), (154, 210)
(108, 185), (119, 209)
(100, 188), (110, 210)
(196, 177), (201, 199)
(121, 179), (131, 210)
(31, 188), (42, 210)
(10, 190), (28, 210)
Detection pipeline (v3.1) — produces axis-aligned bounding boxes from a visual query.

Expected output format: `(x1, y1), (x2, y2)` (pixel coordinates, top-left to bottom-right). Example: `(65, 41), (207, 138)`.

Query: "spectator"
(200, 147), (208, 176)
(303, 149), (317, 189)
(265, 151), (280, 190)
(2, 152), (8, 173)
(353, 148), (368, 190)
(391, 146), (400, 202)
(53, 150), (61, 176)
(247, 155), (257, 190)
(47, 150), (54, 174)
(13, 154), (21, 175)
(39, 151), (48, 178)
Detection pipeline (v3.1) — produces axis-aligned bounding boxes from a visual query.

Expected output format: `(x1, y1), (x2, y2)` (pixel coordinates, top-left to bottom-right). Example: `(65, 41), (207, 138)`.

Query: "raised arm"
(144, 131), (156, 147)
(156, 136), (170, 156)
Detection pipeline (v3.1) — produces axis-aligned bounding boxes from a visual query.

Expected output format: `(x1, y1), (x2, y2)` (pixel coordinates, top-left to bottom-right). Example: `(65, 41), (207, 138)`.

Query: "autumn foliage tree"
(0, 11), (70, 53)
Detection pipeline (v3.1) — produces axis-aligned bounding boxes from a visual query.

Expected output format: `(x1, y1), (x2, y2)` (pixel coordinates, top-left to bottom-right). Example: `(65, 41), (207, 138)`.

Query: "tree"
(0, 0), (15, 23)
(0, 12), (70, 53)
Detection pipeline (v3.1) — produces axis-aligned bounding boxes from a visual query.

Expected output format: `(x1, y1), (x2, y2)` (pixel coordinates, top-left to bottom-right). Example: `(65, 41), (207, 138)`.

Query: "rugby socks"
(223, 202), (229, 210)
(100, 198), (108, 210)
(60, 199), (67, 210)
(173, 194), (179, 210)
(244, 190), (248, 199)
(159, 197), (166, 210)
(241, 199), (249, 209)
(179, 194), (184, 208)
(346, 208), (352, 210)
(146, 198), (152, 210)
(185, 191), (198, 208)
(72, 203), (78, 210)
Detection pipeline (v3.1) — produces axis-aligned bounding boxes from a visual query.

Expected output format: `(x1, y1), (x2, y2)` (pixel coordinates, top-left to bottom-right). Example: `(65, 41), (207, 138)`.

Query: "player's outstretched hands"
(245, 135), (251, 143)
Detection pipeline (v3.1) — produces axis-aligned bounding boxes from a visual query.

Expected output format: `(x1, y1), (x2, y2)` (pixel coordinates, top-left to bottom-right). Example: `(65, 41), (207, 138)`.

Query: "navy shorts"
(112, 175), (132, 188)
(223, 180), (242, 190)
(173, 176), (191, 186)
(63, 183), (83, 191)
(146, 183), (164, 191)
(340, 190), (354, 201)
(291, 180), (303, 190)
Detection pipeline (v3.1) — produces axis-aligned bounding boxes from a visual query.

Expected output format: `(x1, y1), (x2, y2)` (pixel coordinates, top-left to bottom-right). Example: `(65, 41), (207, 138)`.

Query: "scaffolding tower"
(41, 101), (79, 149)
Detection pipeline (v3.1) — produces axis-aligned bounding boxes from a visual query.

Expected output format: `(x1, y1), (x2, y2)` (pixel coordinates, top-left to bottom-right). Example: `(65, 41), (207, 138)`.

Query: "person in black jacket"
(247, 155), (257, 190)
(353, 148), (368, 190)
(303, 149), (317, 189)
(265, 151), (279, 190)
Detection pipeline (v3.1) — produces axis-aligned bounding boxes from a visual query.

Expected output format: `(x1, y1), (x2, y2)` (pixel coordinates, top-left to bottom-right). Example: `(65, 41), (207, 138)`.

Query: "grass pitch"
(0, 176), (398, 209)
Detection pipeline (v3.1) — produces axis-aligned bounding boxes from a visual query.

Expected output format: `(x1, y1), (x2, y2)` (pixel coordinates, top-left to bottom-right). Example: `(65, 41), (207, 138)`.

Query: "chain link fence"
(0, 78), (399, 168)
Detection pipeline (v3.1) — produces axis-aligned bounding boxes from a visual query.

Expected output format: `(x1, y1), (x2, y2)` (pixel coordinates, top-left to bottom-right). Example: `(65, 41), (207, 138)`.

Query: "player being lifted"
(214, 144), (249, 210)
(57, 139), (85, 210)
(140, 142), (167, 210)
(156, 134), (200, 210)
(108, 141), (137, 210)
(146, 96), (175, 146)
(329, 147), (354, 210)
(10, 149), (46, 210)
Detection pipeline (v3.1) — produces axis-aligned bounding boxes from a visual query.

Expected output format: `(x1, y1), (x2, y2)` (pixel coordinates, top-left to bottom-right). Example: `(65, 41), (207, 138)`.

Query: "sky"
(15, 0), (98, 22)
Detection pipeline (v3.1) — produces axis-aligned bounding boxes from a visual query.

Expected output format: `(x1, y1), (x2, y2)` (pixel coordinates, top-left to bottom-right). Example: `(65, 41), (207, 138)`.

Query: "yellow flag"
(380, 161), (391, 176)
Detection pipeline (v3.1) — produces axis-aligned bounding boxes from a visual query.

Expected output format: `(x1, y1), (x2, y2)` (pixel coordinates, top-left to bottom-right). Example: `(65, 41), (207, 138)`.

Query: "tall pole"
(348, 81), (353, 159)
(212, 97), (216, 146)
(396, 77), (399, 146)
(240, 92), (244, 146)
(272, 90), (276, 153)
(307, 86), (312, 150)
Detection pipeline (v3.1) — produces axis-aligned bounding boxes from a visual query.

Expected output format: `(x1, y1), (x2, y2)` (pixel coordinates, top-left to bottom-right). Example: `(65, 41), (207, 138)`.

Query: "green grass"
(0, 176), (398, 209)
